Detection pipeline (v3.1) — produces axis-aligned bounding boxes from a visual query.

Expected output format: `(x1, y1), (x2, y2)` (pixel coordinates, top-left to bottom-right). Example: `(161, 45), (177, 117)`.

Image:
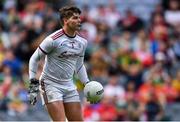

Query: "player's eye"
(73, 16), (78, 19)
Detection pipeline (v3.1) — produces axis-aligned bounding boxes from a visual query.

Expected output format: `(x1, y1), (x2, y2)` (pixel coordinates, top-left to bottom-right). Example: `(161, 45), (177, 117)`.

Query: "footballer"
(28, 6), (89, 121)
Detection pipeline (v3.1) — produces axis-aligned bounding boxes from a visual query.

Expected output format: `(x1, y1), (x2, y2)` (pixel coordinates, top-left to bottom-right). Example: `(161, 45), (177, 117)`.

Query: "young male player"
(28, 6), (89, 121)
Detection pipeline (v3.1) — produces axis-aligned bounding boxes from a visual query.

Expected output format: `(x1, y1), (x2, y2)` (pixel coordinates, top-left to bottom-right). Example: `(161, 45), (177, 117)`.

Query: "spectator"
(165, 0), (180, 27)
(2, 49), (22, 80)
(132, 29), (153, 67)
(172, 69), (180, 102)
(117, 9), (144, 32)
(145, 91), (164, 121)
(97, 96), (118, 121)
(104, 72), (125, 102)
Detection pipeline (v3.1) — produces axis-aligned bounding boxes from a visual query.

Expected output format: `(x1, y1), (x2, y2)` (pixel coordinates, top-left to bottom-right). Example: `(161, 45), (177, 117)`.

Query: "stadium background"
(0, 0), (180, 121)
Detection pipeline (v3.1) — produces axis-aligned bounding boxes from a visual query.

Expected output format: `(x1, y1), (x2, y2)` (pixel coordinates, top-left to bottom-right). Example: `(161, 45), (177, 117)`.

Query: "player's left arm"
(75, 40), (89, 85)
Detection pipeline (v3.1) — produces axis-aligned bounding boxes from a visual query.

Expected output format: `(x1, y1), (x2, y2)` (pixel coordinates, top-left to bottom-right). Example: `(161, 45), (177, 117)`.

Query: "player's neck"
(63, 27), (76, 38)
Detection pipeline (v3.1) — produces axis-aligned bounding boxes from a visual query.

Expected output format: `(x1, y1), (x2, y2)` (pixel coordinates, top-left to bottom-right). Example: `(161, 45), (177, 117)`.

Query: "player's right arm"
(29, 48), (46, 79)
(29, 37), (54, 79)
(28, 37), (54, 105)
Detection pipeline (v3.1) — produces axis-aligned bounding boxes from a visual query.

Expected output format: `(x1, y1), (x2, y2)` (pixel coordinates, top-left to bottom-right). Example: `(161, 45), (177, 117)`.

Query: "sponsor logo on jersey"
(58, 51), (80, 58)
(57, 40), (83, 58)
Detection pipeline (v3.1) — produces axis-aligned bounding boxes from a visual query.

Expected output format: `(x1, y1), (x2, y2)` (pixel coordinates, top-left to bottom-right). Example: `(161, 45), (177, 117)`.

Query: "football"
(84, 81), (104, 103)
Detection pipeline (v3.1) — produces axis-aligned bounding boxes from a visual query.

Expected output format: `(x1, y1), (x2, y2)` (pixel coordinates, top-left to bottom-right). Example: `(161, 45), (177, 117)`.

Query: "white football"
(84, 81), (104, 102)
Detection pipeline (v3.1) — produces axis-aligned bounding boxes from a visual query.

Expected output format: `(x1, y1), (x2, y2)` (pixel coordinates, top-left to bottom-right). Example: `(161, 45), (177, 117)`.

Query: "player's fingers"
(30, 99), (33, 105)
(29, 95), (36, 105)
(90, 100), (100, 104)
(31, 97), (37, 105)
(30, 98), (33, 105)
(33, 98), (37, 105)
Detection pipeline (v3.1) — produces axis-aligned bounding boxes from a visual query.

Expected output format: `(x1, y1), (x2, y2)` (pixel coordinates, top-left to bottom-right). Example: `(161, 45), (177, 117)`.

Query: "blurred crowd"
(0, 0), (180, 121)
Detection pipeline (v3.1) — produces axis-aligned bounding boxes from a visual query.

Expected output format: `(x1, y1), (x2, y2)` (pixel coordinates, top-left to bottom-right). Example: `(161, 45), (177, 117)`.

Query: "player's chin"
(77, 24), (81, 30)
(76, 26), (81, 31)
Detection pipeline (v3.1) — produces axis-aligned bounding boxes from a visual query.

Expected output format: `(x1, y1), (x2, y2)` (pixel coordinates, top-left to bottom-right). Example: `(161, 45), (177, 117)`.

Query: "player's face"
(66, 13), (81, 31)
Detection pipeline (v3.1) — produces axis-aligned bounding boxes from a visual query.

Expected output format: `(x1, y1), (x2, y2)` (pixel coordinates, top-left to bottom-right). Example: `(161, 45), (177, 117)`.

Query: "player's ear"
(63, 18), (68, 25)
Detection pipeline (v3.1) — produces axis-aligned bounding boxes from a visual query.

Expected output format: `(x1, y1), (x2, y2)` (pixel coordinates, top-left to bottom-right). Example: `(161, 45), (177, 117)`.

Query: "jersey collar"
(62, 29), (76, 38)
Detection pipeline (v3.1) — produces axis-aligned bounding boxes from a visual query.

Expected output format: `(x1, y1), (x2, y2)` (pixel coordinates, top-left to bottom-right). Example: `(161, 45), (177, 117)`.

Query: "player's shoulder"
(49, 29), (64, 40)
(41, 29), (64, 46)
(76, 32), (88, 45)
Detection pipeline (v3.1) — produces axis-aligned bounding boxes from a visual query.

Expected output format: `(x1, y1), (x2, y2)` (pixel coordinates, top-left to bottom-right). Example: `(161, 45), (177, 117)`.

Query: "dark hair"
(59, 6), (81, 26)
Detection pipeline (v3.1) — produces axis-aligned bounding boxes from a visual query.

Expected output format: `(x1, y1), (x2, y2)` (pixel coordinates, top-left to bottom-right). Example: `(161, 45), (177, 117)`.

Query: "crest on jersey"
(61, 40), (82, 50)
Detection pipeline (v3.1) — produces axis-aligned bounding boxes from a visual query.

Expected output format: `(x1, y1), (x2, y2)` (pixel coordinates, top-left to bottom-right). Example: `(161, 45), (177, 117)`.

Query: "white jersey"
(29, 29), (89, 89)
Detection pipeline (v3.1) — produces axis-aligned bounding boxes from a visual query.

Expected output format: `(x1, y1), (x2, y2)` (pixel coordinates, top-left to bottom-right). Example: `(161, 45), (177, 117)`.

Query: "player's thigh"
(64, 102), (83, 121)
(63, 89), (83, 121)
(40, 80), (66, 121)
(46, 101), (66, 121)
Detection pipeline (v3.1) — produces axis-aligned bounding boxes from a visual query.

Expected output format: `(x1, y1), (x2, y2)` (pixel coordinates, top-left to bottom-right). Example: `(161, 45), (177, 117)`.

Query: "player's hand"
(28, 78), (39, 105)
(88, 100), (100, 104)
(87, 97), (100, 104)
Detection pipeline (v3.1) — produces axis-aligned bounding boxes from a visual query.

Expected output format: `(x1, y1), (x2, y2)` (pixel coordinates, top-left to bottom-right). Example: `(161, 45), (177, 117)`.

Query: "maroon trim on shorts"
(40, 79), (48, 104)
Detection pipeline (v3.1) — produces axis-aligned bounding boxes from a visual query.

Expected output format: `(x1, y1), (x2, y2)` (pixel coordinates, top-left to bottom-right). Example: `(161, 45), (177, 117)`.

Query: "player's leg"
(40, 80), (66, 121)
(64, 102), (83, 121)
(63, 89), (83, 121)
(45, 101), (66, 121)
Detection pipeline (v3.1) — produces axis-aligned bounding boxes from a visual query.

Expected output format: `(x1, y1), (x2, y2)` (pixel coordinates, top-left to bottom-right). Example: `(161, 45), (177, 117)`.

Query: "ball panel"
(84, 81), (104, 102)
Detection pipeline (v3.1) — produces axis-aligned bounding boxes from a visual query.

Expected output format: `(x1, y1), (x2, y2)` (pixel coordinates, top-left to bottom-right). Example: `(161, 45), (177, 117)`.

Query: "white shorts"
(40, 79), (80, 105)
